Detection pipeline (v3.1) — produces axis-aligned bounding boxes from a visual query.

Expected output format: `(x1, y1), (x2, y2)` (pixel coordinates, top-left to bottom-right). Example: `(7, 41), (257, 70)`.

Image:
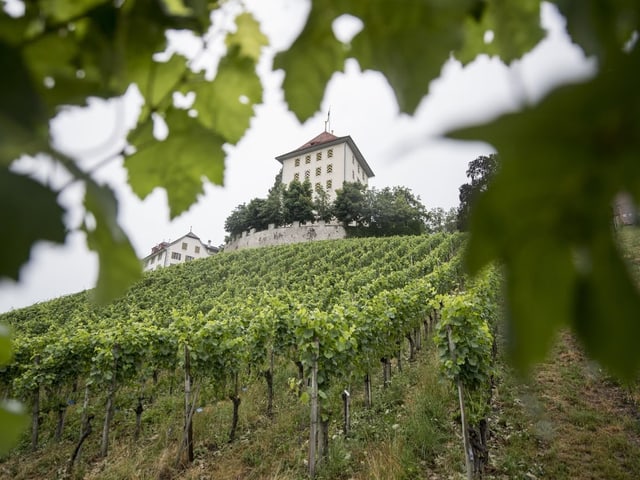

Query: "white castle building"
(142, 231), (218, 272)
(275, 130), (375, 199)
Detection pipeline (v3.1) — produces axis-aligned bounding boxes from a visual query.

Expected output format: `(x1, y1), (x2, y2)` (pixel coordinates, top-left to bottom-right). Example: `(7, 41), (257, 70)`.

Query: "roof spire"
(324, 107), (331, 132)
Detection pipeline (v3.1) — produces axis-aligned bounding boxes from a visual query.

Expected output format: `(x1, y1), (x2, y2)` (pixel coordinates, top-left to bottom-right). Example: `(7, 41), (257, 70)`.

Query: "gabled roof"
(275, 132), (375, 178)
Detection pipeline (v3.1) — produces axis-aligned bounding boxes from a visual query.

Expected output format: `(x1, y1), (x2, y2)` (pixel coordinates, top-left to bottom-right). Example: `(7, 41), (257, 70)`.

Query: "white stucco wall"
(281, 142), (369, 200)
(224, 221), (347, 252)
(143, 235), (213, 271)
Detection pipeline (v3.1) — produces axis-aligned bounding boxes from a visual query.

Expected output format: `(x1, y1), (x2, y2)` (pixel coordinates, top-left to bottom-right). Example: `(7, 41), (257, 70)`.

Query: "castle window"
(315, 167), (321, 176)
(186, 255), (194, 261)
(305, 170), (310, 179)
(315, 182), (321, 192)
(172, 252), (181, 260)
(328, 148), (333, 158)
(295, 158), (300, 167)
(316, 152), (322, 161)
(195, 246), (200, 254)
(305, 155), (311, 164)
(182, 242), (187, 250)
(352, 171), (355, 179)
(326, 164), (333, 174)
(326, 179), (332, 189)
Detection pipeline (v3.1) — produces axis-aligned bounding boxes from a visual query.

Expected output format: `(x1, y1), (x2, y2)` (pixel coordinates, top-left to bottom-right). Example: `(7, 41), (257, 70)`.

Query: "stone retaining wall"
(224, 221), (347, 251)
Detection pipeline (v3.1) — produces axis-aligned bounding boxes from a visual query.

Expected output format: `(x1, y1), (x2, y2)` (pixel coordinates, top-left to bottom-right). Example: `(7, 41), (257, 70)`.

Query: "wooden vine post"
(447, 325), (473, 480)
(308, 339), (319, 479)
(100, 343), (119, 457)
(342, 389), (351, 435)
(182, 344), (194, 464)
(31, 354), (40, 451)
(364, 373), (372, 408)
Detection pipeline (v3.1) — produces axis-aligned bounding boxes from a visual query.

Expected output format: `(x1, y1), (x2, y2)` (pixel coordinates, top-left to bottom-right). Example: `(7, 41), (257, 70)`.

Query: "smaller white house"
(142, 231), (218, 272)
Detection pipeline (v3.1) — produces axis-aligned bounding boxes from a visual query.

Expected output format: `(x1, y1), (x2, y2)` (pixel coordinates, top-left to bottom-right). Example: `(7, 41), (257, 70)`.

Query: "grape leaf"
(555, 0), (640, 59)
(126, 108), (225, 218)
(226, 12), (268, 62)
(189, 46), (263, 144)
(455, 0), (544, 65)
(38, 0), (109, 23)
(0, 168), (66, 281)
(348, 0), (472, 114)
(146, 54), (190, 110)
(84, 181), (141, 304)
(449, 48), (640, 378)
(0, 400), (27, 455)
(273, 1), (346, 122)
(0, 324), (11, 365)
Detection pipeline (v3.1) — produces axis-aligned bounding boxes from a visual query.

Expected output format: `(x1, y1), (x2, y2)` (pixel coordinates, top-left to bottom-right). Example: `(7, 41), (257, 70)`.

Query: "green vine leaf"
(226, 12), (269, 62)
(0, 168), (66, 281)
(348, 0), (471, 114)
(0, 324), (12, 365)
(189, 46), (263, 145)
(455, 0), (544, 64)
(0, 400), (26, 455)
(126, 108), (225, 218)
(84, 181), (141, 304)
(449, 48), (640, 378)
(145, 54), (190, 112)
(273, 2), (346, 122)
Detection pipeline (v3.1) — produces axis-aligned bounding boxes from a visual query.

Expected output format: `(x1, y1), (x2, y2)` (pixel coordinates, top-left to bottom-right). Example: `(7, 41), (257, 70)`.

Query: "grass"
(488, 332), (640, 479)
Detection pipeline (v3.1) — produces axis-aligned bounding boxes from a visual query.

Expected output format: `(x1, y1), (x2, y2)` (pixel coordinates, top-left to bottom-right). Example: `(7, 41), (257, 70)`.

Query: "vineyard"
(0, 233), (502, 479)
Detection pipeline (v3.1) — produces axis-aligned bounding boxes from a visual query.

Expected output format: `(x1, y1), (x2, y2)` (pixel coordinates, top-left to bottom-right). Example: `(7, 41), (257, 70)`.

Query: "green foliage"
(0, 324), (26, 456)
(0, 168), (65, 281)
(282, 179), (315, 224)
(426, 206), (459, 234)
(332, 181), (368, 226)
(451, 45), (640, 378)
(456, 153), (499, 231)
(0, 1), (266, 304)
(3, 0), (640, 454)
(365, 186), (428, 236)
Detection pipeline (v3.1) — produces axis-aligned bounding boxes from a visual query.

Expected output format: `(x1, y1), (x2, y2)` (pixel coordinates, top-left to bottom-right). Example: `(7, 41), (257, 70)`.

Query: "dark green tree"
(332, 182), (367, 226)
(224, 203), (250, 237)
(282, 179), (314, 224)
(366, 186), (428, 236)
(262, 173), (285, 228)
(245, 198), (269, 231)
(456, 154), (499, 231)
(426, 207), (459, 233)
(313, 184), (333, 223)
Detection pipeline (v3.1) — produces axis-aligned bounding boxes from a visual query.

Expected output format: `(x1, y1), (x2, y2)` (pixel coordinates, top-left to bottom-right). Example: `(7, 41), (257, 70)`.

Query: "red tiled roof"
(296, 131), (339, 150)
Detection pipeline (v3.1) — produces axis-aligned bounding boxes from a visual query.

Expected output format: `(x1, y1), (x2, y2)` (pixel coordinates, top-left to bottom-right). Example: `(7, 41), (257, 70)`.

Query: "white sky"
(0, 1), (594, 313)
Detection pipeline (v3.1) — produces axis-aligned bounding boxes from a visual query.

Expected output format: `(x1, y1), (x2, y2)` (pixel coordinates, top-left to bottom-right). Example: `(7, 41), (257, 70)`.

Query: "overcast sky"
(0, 1), (594, 313)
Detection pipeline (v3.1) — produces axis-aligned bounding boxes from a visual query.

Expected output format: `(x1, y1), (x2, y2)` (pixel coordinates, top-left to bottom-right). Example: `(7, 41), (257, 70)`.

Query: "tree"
(366, 186), (428, 236)
(2, 0), (640, 453)
(332, 182), (367, 227)
(282, 179), (314, 224)
(457, 154), (499, 231)
(224, 203), (250, 238)
(245, 198), (270, 232)
(312, 184), (333, 223)
(263, 173), (285, 228)
(426, 207), (459, 234)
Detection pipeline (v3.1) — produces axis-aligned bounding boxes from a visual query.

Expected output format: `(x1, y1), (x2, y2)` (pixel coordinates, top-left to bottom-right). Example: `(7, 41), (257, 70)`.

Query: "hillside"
(1, 231), (640, 479)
